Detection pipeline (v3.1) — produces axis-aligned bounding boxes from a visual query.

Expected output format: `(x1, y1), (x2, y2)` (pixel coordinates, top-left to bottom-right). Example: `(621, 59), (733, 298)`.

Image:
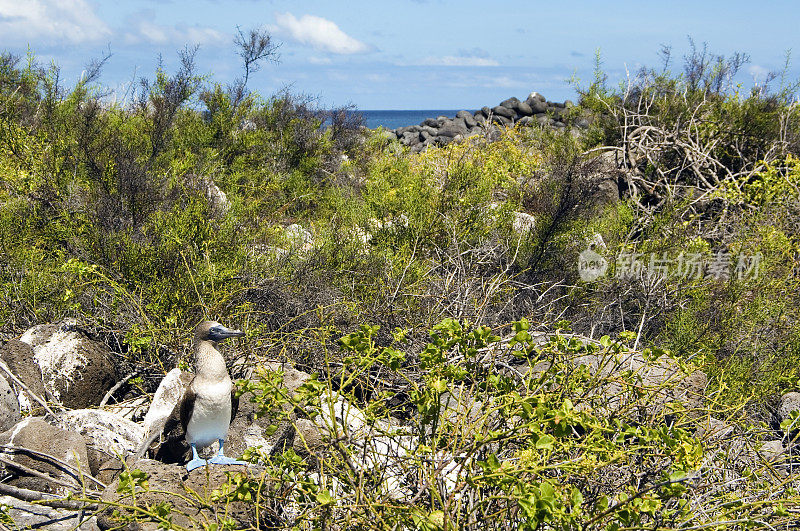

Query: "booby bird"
(179, 320), (248, 471)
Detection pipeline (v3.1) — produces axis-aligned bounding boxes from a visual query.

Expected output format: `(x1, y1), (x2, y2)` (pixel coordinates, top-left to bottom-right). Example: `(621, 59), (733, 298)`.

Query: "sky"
(0, 0), (798, 110)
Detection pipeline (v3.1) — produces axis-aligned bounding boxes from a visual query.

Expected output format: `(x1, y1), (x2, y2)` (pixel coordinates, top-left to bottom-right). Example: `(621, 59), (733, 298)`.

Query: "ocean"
(357, 110), (467, 130)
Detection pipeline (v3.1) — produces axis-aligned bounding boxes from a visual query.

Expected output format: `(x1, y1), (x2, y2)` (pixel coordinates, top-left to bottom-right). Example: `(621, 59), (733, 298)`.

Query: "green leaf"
(536, 434), (555, 450)
(315, 489), (335, 506)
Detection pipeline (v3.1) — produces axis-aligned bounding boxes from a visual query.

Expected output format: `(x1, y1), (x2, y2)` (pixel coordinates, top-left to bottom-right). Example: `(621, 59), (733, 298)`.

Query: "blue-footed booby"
(181, 320), (247, 471)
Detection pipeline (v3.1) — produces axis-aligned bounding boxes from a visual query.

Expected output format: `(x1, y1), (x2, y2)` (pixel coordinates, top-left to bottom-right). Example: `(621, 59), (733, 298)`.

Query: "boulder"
(0, 495), (99, 530)
(18, 323), (117, 409)
(0, 339), (47, 411)
(97, 459), (265, 530)
(421, 117), (439, 128)
(0, 418), (91, 494)
(758, 440), (786, 463)
(514, 101), (534, 116)
(455, 110), (473, 120)
(479, 106), (492, 118)
(401, 130), (421, 145)
(185, 174), (229, 218)
(778, 391), (800, 423)
(491, 105), (515, 119)
(517, 116), (534, 127)
(500, 97), (521, 109)
(492, 115), (512, 126)
(293, 391), (416, 500)
(462, 113), (477, 128)
(438, 122), (468, 139)
(51, 409), (146, 467)
(526, 92), (546, 103)
(0, 370), (20, 431)
(512, 212), (536, 234)
(529, 100), (548, 114)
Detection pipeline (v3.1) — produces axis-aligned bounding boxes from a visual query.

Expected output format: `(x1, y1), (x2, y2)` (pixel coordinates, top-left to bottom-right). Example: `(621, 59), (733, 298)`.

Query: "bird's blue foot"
(186, 443), (209, 472)
(208, 439), (246, 466)
(186, 457), (208, 472)
(209, 454), (247, 466)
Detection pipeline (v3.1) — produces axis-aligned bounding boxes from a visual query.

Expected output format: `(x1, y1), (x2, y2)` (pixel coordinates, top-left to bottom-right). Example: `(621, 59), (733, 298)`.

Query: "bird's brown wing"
(180, 377), (197, 434)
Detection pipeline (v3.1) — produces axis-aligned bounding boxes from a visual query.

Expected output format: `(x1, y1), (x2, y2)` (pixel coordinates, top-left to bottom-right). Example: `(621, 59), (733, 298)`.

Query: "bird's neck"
(193, 340), (230, 381)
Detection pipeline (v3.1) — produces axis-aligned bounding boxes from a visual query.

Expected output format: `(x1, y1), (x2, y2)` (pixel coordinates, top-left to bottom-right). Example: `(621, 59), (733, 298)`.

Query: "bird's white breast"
(185, 378), (233, 449)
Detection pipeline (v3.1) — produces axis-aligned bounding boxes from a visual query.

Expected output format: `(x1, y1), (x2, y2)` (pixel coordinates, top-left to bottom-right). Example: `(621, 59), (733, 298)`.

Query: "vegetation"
(1, 35), (799, 528)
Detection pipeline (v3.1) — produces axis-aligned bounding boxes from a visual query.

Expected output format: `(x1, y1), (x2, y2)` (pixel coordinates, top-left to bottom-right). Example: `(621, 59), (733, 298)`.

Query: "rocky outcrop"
(0, 418), (92, 495)
(97, 459), (264, 530)
(0, 495), (99, 530)
(391, 92), (587, 152)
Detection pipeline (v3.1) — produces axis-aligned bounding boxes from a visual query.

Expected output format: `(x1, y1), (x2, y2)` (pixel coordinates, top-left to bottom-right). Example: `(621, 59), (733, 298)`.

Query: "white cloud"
(0, 0), (111, 44)
(273, 12), (369, 55)
(122, 12), (225, 46)
(421, 55), (500, 67)
(308, 56), (332, 65)
(748, 64), (770, 81)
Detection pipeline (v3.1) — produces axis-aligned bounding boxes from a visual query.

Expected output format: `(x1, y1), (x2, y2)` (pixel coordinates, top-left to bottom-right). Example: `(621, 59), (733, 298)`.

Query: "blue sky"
(1, 0), (798, 109)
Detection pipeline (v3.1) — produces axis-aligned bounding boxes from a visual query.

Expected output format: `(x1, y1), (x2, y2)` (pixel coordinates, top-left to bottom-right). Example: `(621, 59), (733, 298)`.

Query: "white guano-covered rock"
(52, 409), (146, 457)
(18, 323), (117, 409)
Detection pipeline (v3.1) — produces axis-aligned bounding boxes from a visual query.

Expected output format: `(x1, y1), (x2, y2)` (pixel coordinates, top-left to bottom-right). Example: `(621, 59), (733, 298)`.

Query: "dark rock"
(0, 418), (91, 494)
(517, 116), (534, 127)
(500, 97), (521, 109)
(529, 100), (547, 114)
(18, 323), (117, 409)
(0, 371), (19, 431)
(526, 92), (546, 103)
(0, 339), (47, 411)
(463, 113), (477, 128)
(455, 110), (473, 120)
(436, 115), (450, 122)
(438, 122), (469, 138)
(492, 114), (512, 126)
(491, 106), (515, 119)
(535, 114), (551, 126)
(401, 131), (421, 145)
(420, 125), (438, 136)
(419, 130), (432, 141)
(552, 121), (566, 129)
(97, 459), (267, 530)
(574, 117), (590, 129)
(421, 118), (439, 128)
(480, 106), (492, 117)
(548, 101), (566, 109)
(514, 101), (533, 116)
(564, 99), (575, 108)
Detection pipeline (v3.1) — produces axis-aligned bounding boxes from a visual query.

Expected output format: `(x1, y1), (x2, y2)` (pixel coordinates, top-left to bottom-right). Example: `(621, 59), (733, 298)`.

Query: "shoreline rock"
(387, 91), (588, 152)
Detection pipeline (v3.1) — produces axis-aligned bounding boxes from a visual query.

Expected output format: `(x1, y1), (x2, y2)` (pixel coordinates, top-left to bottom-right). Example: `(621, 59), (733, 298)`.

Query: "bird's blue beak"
(208, 325), (246, 342)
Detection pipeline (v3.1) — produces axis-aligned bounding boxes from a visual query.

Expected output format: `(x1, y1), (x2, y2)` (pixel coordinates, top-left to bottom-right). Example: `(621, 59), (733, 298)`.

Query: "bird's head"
(194, 320), (245, 345)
